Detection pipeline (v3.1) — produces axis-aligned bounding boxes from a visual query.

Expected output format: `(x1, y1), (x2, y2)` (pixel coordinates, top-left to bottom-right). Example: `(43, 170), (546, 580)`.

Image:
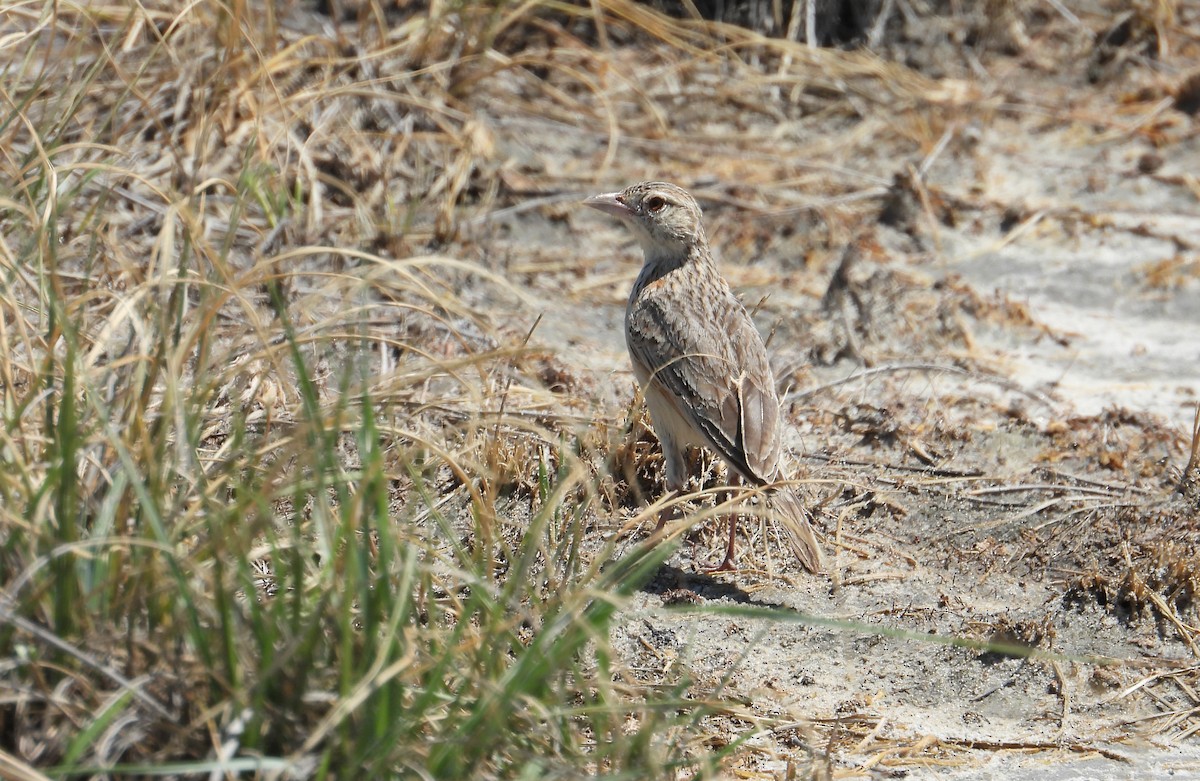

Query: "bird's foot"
(704, 557), (737, 574)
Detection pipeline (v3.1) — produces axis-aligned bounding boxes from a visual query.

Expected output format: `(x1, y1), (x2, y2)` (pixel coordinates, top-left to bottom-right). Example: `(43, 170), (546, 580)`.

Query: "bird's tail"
(768, 487), (825, 574)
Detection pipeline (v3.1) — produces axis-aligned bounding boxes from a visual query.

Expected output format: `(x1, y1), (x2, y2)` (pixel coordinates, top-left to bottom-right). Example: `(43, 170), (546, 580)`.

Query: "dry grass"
(3, 0), (1200, 777)
(0, 1), (734, 776)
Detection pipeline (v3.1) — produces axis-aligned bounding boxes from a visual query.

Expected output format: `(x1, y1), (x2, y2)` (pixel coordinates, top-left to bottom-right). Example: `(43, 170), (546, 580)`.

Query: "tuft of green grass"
(0, 2), (743, 777)
(12, 0), (1192, 776)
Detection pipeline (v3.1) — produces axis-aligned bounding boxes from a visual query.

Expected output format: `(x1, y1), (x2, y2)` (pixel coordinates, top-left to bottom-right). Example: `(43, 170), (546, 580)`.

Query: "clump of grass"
(0, 2), (745, 777)
(11, 0), (1195, 774)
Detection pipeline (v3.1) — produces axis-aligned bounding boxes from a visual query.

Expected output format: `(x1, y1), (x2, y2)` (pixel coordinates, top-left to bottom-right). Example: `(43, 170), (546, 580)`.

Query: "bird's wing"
(627, 289), (781, 484)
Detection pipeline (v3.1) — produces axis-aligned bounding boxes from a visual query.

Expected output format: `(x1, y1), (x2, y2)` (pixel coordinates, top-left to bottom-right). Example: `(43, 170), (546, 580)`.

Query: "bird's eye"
(645, 196), (666, 213)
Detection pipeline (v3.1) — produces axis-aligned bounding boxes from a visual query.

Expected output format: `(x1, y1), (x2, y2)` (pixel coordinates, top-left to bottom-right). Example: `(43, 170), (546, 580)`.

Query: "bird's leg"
(649, 444), (688, 541)
(653, 491), (680, 535)
(707, 473), (742, 573)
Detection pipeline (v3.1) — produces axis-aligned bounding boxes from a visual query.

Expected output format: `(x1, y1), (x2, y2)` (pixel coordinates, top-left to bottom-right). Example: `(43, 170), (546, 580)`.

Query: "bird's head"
(584, 181), (707, 260)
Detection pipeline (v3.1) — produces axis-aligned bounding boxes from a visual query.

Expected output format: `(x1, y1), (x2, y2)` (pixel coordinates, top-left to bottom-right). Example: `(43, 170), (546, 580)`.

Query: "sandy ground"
(229, 1), (1200, 775)
(5, 1), (1197, 775)
(455, 7), (1200, 775)
(586, 138), (1200, 775)
(564, 138), (1200, 776)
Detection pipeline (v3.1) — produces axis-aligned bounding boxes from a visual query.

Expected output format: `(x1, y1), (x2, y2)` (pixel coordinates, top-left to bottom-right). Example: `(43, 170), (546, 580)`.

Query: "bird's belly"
(641, 379), (705, 451)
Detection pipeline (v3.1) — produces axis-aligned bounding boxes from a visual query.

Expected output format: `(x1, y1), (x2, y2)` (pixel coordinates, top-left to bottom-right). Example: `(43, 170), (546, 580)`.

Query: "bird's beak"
(583, 192), (633, 219)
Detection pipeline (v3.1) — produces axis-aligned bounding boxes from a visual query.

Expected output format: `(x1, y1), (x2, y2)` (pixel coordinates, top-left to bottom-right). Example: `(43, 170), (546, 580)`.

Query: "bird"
(584, 181), (824, 573)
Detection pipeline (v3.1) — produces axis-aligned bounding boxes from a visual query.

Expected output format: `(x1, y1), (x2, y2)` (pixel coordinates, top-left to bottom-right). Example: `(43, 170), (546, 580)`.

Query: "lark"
(585, 181), (824, 573)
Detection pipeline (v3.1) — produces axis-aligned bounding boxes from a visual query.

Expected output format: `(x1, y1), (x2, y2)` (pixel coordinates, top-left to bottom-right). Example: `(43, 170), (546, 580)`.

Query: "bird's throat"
(632, 243), (711, 299)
